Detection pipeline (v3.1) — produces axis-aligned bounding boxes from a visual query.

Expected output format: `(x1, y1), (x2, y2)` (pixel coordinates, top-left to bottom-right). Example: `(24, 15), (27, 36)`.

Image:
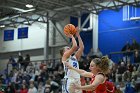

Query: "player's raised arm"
(75, 27), (84, 61)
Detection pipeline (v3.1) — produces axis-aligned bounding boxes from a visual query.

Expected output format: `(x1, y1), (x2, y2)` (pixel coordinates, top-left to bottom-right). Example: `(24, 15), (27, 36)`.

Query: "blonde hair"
(92, 56), (109, 74)
(60, 46), (70, 56)
(60, 47), (65, 56)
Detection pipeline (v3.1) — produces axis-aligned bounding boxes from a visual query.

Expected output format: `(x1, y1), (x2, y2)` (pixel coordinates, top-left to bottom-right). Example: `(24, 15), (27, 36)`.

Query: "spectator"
(127, 63), (133, 72)
(4, 82), (15, 93)
(134, 50), (140, 63)
(39, 61), (46, 70)
(47, 60), (53, 74)
(109, 63), (117, 82)
(17, 55), (24, 69)
(132, 66), (138, 81)
(15, 73), (23, 90)
(123, 69), (132, 82)
(24, 54), (30, 71)
(116, 62), (127, 82)
(34, 69), (40, 82)
(87, 48), (94, 56)
(38, 82), (44, 93)
(28, 83), (37, 93)
(137, 65), (140, 76)
(44, 82), (51, 93)
(87, 48), (97, 59)
(57, 65), (64, 79)
(11, 69), (18, 83)
(22, 79), (28, 89)
(131, 39), (140, 51)
(120, 82), (125, 93)
(121, 41), (132, 64)
(0, 75), (5, 84)
(37, 76), (43, 84)
(8, 56), (17, 69)
(94, 48), (103, 58)
(26, 63), (34, 75)
(39, 66), (49, 84)
(20, 84), (28, 93)
(125, 80), (136, 93)
(115, 85), (123, 93)
(122, 41), (131, 52)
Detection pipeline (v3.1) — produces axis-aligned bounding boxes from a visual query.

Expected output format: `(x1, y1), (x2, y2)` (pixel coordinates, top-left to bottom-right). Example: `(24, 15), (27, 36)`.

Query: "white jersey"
(63, 55), (80, 79)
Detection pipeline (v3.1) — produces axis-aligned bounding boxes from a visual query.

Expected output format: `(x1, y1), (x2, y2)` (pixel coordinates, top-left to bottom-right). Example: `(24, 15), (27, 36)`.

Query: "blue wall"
(99, 7), (140, 55)
(80, 31), (92, 55)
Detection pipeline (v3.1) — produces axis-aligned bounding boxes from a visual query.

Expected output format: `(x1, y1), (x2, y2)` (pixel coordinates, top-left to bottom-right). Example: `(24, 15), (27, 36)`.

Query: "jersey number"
(73, 62), (77, 68)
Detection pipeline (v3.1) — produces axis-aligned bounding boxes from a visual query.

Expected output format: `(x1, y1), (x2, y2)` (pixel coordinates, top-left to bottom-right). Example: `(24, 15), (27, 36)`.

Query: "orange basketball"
(64, 24), (76, 36)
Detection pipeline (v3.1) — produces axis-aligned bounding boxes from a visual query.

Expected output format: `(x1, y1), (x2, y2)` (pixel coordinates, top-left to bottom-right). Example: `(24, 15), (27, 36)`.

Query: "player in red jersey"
(65, 56), (115, 93)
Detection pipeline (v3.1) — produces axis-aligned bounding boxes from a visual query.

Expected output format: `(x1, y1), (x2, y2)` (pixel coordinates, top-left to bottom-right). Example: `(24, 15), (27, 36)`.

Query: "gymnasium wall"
(0, 23), (46, 52)
(99, 6), (140, 56)
(0, 19), (69, 53)
(0, 17), (69, 71)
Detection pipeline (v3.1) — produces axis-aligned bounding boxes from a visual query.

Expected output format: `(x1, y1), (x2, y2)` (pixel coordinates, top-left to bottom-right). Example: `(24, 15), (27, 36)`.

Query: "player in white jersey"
(60, 28), (84, 93)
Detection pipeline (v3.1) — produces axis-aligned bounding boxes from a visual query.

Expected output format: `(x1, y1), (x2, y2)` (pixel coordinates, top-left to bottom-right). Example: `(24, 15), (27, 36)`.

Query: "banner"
(4, 30), (14, 41)
(18, 27), (28, 39)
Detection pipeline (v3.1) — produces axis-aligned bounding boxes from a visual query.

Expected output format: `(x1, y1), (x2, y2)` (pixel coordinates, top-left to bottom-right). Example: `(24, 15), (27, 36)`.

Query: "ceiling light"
(0, 25), (5, 28)
(26, 4), (33, 8)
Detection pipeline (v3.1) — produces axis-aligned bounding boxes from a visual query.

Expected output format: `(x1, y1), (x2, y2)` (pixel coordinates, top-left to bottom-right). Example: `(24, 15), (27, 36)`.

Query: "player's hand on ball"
(66, 34), (73, 38)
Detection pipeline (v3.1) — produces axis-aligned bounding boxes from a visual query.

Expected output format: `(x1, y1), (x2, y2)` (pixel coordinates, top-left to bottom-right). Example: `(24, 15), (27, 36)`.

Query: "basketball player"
(65, 56), (115, 93)
(60, 27), (84, 93)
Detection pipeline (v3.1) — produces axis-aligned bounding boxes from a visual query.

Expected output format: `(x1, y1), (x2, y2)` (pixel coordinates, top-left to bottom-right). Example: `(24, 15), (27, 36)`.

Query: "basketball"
(64, 24), (77, 36)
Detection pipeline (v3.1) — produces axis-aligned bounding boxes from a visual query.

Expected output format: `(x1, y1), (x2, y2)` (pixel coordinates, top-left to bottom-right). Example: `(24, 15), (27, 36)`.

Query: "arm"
(72, 67), (92, 78)
(65, 62), (93, 78)
(62, 35), (77, 61)
(75, 28), (84, 61)
(77, 74), (105, 91)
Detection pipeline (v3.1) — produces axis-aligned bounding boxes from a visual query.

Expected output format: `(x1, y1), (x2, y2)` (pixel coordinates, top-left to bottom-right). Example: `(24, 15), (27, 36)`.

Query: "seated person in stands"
(8, 56), (17, 68)
(24, 54), (30, 71)
(17, 55), (24, 69)
(116, 62), (127, 82)
(132, 66), (138, 81)
(134, 50), (140, 63)
(121, 41), (132, 64)
(123, 69), (132, 82)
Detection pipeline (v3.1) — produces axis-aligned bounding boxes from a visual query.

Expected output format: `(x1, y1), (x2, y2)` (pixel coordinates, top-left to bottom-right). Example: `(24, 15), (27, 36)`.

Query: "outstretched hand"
(75, 27), (80, 37)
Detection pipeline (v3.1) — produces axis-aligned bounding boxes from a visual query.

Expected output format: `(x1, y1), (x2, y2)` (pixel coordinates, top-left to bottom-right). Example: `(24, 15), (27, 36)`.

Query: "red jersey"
(87, 73), (115, 93)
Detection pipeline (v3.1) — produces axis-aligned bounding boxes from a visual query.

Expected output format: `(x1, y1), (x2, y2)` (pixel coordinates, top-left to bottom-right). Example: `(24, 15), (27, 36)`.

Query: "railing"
(109, 50), (140, 64)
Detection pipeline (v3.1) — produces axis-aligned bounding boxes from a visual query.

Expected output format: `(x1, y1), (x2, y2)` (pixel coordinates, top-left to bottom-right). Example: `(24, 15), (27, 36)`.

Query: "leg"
(62, 78), (75, 93)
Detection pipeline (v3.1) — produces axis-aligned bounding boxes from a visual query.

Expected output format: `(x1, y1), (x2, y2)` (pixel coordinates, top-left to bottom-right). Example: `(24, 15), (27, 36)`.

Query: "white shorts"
(62, 78), (82, 93)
